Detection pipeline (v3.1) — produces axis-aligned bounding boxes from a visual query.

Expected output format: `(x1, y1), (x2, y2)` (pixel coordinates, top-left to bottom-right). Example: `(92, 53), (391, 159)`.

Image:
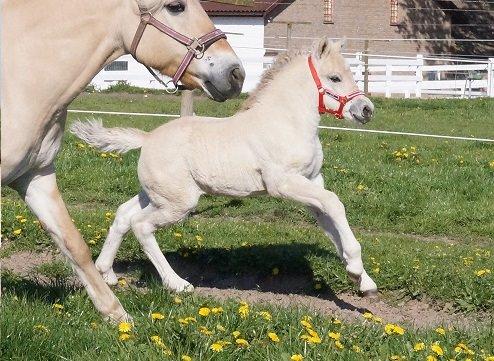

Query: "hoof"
(166, 280), (194, 293)
(362, 289), (379, 298)
(101, 269), (119, 286)
(105, 309), (133, 324)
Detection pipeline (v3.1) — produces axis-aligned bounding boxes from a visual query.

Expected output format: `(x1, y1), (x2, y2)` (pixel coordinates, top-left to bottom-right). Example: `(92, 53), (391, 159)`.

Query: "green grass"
(1, 94), (494, 359)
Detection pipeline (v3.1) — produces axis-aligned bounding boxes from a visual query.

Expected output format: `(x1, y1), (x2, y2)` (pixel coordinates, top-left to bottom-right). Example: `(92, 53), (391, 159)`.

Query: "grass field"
(1, 91), (493, 360)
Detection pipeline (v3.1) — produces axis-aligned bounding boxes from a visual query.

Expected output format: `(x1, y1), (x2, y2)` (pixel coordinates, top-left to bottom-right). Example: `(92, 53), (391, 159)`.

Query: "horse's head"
(123, 0), (245, 101)
(310, 38), (374, 123)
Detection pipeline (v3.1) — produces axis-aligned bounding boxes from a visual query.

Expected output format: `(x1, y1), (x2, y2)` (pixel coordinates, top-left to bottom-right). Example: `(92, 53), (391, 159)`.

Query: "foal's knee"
(322, 191), (346, 215)
(131, 219), (154, 239)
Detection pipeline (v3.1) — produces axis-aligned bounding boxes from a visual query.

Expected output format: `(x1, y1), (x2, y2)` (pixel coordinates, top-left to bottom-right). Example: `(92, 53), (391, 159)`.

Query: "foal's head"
(310, 38), (374, 123)
(122, 0), (245, 101)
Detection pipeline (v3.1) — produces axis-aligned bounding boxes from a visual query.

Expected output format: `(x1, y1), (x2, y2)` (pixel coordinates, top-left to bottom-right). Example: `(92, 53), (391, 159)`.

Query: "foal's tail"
(70, 119), (147, 154)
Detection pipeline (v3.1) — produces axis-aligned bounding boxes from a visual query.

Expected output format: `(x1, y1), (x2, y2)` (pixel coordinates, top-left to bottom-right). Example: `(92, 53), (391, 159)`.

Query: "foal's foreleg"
(95, 192), (149, 285)
(264, 171), (377, 294)
(308, 175), (377, 295)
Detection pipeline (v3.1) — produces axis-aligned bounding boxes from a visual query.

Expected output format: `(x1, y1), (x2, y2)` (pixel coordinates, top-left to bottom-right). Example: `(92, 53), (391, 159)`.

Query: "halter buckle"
(187, 38), (206, 59)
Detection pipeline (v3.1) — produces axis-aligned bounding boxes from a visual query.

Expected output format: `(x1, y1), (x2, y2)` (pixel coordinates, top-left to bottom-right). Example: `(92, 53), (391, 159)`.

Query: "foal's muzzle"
(349, 99), (374, 124)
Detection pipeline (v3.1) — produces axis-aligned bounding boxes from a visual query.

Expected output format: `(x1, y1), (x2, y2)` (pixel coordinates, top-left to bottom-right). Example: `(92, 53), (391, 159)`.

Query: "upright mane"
(241, 50), (307, 111)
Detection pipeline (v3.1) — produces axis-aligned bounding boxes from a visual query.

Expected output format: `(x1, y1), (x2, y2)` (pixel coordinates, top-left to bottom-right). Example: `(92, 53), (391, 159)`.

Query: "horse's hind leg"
(13, 167), (129, 322)
(95, 191), (150, 285)
(263, 171), (377, 295)
(129, 201), (197, 292)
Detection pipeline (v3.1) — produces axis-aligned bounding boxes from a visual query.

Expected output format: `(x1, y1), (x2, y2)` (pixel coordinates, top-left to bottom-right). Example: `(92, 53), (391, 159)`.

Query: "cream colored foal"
(72, 38), (378, 297)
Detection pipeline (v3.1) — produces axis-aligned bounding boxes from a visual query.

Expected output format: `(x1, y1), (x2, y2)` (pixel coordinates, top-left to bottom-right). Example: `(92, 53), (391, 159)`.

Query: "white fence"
(92, 53), (494, 99)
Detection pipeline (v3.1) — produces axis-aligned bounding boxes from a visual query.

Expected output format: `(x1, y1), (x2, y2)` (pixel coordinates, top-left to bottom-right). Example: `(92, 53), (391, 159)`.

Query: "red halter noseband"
(308, 56), (364, 119)
(130, 12), (227, 93)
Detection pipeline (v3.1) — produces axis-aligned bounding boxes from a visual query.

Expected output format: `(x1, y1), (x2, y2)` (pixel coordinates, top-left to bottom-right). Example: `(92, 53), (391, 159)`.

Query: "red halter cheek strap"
(307, 56), (364, 119)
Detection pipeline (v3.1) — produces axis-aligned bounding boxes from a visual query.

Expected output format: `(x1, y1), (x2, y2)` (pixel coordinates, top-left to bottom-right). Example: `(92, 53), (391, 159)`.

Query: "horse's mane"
(240, 50), (307, 111)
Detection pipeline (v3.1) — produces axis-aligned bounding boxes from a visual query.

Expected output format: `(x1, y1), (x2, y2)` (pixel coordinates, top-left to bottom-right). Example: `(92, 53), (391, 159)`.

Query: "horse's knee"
(131, 218), (154, 239)
(322, 191), (345, 215)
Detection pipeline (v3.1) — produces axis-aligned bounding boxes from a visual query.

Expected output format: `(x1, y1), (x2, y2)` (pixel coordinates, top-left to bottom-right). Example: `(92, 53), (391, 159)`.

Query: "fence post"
(355, 52), (364, 90)
(415, 54), (423, 98)
(488, 58), (494, 97)
(180, 90), (194, 116)
(385, 64), (392, 98)
(363, 40), (369, 94)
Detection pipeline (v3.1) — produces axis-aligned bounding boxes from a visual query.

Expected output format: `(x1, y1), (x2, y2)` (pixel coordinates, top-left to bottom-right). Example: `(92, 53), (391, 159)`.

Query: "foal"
(72, 38), (378, 296)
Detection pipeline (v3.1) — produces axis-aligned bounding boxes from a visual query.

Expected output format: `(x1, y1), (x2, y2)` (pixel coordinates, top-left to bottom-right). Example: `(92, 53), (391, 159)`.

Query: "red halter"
(307, 56), (364, 119)
(130, 12), (227, 93)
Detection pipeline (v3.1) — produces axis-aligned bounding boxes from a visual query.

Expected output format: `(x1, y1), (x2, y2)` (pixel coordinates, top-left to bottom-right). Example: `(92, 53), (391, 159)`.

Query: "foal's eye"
(166, 1), (185, 13)
(329, 75), (341, 83)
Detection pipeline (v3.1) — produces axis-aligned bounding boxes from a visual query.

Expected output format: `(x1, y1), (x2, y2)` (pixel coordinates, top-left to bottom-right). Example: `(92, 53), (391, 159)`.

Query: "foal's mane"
(241, 50), (307, 111)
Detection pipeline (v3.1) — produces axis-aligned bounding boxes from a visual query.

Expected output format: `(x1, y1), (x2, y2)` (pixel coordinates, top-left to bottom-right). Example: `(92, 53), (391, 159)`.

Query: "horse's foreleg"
(130, 203), (194, 293)
(95, 192), (150, 285)
(264, 171), (377, 295)
(13, 167), (130, 322)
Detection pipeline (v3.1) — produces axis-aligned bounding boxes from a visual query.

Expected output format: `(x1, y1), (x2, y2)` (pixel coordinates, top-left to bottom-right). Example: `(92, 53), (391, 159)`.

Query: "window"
(323, 0), (334, 24)
(390, 0), (398, 25)
(104, 61), (128, 71)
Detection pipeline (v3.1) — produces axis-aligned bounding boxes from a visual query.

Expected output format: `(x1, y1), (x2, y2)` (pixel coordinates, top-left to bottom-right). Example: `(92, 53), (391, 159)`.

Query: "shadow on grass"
(2, 243), (367, 314)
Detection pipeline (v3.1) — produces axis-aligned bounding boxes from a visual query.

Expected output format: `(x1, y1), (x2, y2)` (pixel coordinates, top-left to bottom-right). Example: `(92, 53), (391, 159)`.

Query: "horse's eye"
(329, 75), (341, 83)
(166, 1), (185, 13)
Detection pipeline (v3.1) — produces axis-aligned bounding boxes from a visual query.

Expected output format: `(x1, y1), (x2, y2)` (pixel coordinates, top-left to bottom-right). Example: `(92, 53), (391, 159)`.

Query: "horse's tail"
(70, 119), (147, 154)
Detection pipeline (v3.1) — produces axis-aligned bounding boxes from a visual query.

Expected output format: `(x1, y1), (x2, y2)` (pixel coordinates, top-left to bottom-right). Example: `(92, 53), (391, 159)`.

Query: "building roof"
(201, 0), (280, 17)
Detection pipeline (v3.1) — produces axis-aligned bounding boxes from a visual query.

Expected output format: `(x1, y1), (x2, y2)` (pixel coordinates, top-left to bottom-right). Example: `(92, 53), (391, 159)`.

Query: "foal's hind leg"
(129, 202), (196, 292)
(263, 171), (377, 295)
(95, 192), (150, 285)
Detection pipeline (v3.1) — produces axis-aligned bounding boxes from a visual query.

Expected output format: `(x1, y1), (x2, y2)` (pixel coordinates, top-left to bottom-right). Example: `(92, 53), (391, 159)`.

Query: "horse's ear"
(312, 38), (331, 60)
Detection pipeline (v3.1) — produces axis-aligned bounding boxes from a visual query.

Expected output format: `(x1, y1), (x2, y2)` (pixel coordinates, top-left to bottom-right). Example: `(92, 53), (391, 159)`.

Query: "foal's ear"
(312, 37), (342, 59)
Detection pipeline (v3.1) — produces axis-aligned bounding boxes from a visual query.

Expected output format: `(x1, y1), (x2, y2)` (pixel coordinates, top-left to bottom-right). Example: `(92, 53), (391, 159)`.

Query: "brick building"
(202, 0), (494, 57)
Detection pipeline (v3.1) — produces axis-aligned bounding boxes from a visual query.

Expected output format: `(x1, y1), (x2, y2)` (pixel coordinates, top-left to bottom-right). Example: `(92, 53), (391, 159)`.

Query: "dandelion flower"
(268, 332), (279, 342)
(236, 338), (249, 347)
(291, 354), (304, 361)
(334, 340), (344, 350)
(475, 269), (491, 277)
(363, 312), (373, 320)
(238, 302), (249, 318)
(199, 326), (213, 335)
(258, 311), (272, 321)
(52, 303), (64, 311)
(435, 327), (446, 335)
(33, 324), (49, 333)
(151, 312), (165, 320)
(195, 235), (203, 242)
(272, 267), (279, 275)
(174, 296), (182, 304)
(210, 342), (224, 352)
(13, 229), (22, 236)
(414, 342), (426, 351)
(173, 232), (182, 238)
(431, 343), (444, 356)
(118, 322), (132, 333)
(352, 345), (362, 353)
(300, 320), (313, 329)
(198, 307), (211, 317)
(119, 333), (131, 341)
(328, 332), (341, 341)
(211, 307), (223, 314)
(426, 356), (437, 361)
(181, 356), (192, 361)
(118, 278), (127, 287)
(232, 331), (241, 338)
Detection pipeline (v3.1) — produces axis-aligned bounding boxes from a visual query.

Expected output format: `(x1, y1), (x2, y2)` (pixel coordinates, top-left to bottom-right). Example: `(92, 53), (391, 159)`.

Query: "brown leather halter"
(130, 12), (226, 93)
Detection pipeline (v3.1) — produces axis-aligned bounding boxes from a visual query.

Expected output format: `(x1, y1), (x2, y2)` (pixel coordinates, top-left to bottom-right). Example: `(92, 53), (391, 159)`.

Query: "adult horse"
(1, 0), (245, 322)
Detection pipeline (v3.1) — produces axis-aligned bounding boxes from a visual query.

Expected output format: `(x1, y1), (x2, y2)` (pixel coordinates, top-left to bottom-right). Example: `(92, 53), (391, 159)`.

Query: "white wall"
(91, 16), (265, 93)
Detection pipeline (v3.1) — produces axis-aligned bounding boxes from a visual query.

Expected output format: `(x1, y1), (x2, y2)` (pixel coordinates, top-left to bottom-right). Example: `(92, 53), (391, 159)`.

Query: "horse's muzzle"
(349, 99), (374, 124)
(204, 63), (245, 101)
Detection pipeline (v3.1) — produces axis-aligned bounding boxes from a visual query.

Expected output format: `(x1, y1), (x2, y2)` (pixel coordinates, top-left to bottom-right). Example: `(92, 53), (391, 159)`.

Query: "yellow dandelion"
(211, 307), (223, 314)
(431, 343), (444, 356)
(291, 354), (304, 361)
(210, 342), (224, 352)
(272, 267), (279, 275)
(314, 283), (322, 290)
(181, 356), (192, 361)
(90, 322), (98, 330)
(236, 338), (249, 347)
(475, 269), (491, 277)
(174, 296), (182, 304)
(100, 153), (107, 158)
(238, 302), (249, 318)
(52, 303), (64, 311)
(118, 322), (132, 333)
(199, 326), (213, 335)
(258, 311), (272, 321)
(484, 356), (494, 361)
(328, 331), (341, 341)
(173, 232), (183, 238)
(332, 318), (342, 325)
(300, 320), (313, 329)
(363, 312), (373, 320)
(195, 235), (203, 242)
(117, 278), (127, 287)
(13, 229), (22, 236)
(119, 333), (131, 341)
(232, 331), (241, 338)
(334, 340), (344, 350)
(33, 324), (49, 333)
(426, 356), (437, 361)
(267, 332), (280, 342)
(352, 345), (362, 353)
(414, 342), (426, 351)
(198, 307), (211, 317)
(435, 327), (446, 335)
(356, 183), (366, 192)
(151, 312), (165, 320)
(372, 316), (383, 323)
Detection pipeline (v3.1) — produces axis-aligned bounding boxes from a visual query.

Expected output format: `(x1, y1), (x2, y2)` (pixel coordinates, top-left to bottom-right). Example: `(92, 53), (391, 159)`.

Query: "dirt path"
(1, 250), (486, 329)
